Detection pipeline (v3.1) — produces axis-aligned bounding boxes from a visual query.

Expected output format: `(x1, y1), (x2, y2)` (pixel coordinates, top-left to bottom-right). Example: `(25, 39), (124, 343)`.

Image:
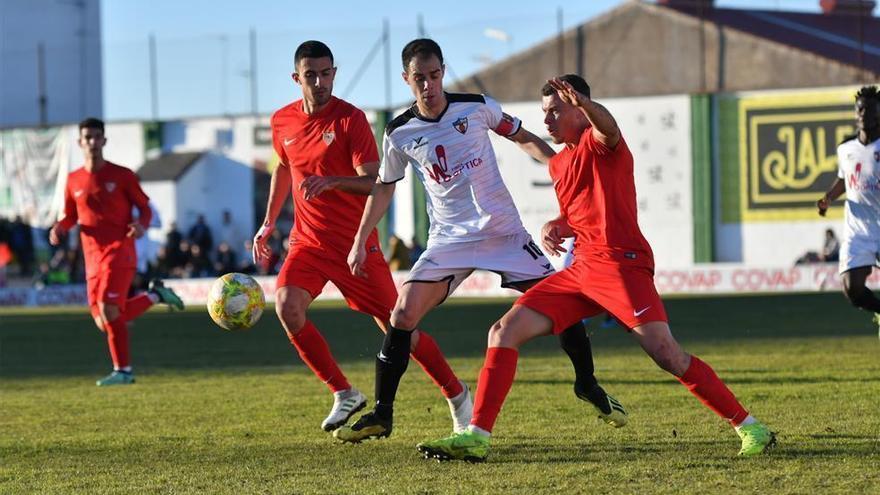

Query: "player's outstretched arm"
(300, 162), (380, 200)
(348, 180), (395, 277)
(817, 177), (846, 217)
(253, 164), (292, 263)
(548, 77), (620, 148)
(507, 127), (556, 164)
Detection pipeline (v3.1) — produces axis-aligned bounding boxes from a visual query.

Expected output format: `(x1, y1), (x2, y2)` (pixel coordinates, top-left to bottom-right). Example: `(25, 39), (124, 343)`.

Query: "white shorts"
(407, 231), (556, 298)
(839, 232), (880, 274)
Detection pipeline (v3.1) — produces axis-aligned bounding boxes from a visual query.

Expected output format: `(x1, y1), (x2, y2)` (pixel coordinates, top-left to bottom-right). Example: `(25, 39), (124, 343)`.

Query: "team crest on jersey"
(105, 182), (116, 192)
(452, 117), (468, 134)
(322, 131), (335, 145)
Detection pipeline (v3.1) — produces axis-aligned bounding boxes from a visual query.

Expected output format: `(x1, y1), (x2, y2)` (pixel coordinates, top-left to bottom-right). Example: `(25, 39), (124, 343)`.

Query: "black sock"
(374, 327), (412, 420)
(558, 321), (597, 389)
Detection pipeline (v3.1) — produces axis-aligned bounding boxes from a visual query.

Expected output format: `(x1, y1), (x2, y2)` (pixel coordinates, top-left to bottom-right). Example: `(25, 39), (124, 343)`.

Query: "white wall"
(62, 122), (147, 172)
(141, 181), (178, 243)
(0, 0), (102, 127)
(175, 153), (254, 251)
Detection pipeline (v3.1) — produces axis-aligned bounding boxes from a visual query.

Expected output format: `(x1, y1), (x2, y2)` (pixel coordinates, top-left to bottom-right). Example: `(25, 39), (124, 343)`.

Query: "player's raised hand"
(126, 222), (145, 239)
(817, 196), (830, 217)
(347, 242), (368, 278)
(252, 224), (274, 264)
(541, 219), (567, 256)
(548, 78), (588, 108)
(300, 175), (337, 201)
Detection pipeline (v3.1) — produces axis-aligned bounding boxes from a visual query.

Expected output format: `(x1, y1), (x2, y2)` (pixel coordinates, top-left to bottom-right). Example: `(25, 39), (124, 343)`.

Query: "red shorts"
(517, 262), (667, 333)
(86, 267), (135, 316)
(276, 243), (397, 320)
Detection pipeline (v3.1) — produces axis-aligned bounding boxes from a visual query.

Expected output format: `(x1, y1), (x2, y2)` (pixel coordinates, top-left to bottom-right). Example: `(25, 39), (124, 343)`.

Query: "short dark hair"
(295, 40), (334, 67)
(856, 85), (879, 103)
(401, 38), (443, 70)
(541, 74), (591, 99)
(78, 117), (105, 134)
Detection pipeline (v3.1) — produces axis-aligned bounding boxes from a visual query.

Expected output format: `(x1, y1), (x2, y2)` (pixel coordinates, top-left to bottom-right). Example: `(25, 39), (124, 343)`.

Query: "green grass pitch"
(2, 293), (879, 494)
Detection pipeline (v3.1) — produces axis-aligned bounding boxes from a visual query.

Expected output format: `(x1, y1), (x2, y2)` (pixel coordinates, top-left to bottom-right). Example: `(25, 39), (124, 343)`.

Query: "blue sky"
(100, 0), (822, 120)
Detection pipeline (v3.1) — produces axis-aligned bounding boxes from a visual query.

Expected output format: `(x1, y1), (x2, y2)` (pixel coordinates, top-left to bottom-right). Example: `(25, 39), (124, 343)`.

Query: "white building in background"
(0, 0), (103, 128)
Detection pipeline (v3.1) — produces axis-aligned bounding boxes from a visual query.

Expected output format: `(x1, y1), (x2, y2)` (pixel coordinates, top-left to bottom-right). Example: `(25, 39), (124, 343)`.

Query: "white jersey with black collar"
(380, 93), (524, 246)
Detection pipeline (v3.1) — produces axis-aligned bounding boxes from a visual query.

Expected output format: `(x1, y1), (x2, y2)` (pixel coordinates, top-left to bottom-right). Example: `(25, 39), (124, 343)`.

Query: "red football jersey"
(271, 96), (380, 255)
(59, 161), (151, 275)
(549, 127), (654, 268)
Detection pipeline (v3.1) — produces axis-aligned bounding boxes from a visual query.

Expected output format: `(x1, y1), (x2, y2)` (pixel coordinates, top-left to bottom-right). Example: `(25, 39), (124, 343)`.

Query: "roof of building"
(660, 3), (880, 73)
(137, 152), (204, 182)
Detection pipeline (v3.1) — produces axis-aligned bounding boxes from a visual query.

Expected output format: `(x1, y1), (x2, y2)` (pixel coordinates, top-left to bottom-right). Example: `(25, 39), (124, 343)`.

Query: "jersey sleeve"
(483, 95), (522, 137)
(378, 134), (408, 183)
(584, 127), (623, 157)
(57, 178), (78, 230)
(346, 109), (380, 169)
(126, 170), (152, 229)
(271, 115), (290, 167)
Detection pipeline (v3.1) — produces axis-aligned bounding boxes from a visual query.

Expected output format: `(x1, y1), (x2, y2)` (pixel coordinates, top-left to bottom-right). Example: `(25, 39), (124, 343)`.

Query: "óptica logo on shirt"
(322, 131), (335, 145)
(105, 182), (116, 192)
(452, 117), (468, 134)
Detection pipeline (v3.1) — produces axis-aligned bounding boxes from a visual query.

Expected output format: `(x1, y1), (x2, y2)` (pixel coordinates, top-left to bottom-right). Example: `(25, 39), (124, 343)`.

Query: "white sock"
(448, 382), (468, 407)
(735, 415), (757, 430)
(115, 366), (133, 373)
(467, 425), (491, 437)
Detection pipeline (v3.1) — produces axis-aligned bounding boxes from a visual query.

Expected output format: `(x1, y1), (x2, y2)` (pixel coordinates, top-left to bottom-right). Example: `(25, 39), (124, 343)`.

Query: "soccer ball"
(206, 273), (265, 330)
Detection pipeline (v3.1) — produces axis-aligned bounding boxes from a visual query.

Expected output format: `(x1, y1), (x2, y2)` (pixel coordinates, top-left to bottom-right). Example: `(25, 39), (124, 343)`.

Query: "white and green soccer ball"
(207, 273), (266, 330)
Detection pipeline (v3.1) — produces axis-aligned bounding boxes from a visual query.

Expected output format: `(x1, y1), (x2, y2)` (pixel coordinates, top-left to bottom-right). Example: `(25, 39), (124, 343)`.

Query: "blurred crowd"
(0, 211), (426, 289)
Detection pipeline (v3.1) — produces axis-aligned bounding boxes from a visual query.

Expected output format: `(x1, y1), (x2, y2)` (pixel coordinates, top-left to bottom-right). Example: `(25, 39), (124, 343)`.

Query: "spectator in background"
(165, 222), (184, 267)
(795, 229), (841, 265)
(188, 214), (213, 255)
(218, 210), (244, 258)
(183, 243), (213, 278)
(148, 246), (172, 280)
(10, 215), (35, 276)
(239, 240), (257, 274)
(213, 241), (238, 275)
(386, 235), (411, 271)
(821, 228), (840, 262)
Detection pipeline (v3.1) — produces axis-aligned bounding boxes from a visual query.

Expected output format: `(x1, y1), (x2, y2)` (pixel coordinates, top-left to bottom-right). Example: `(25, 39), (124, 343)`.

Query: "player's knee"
(92, 316), (106, 332)
(487, 319), (520, 348)
(390, 307), (418, 330)
(100, 304), (121, 323)
(276, 303), (306, 333)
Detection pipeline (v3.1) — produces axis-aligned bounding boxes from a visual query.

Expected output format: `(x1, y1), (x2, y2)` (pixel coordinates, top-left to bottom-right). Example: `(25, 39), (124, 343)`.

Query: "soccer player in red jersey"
(252, 41), (470, 434)
(417, 75), (776, 461)
(49, 118), (184, 387)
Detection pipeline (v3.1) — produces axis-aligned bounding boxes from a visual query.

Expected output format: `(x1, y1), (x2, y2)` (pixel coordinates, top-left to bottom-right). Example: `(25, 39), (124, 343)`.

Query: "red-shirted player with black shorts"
(418, 75), (776, 462)
(49, 118), (184, 387)
(252, 41), (469, 434)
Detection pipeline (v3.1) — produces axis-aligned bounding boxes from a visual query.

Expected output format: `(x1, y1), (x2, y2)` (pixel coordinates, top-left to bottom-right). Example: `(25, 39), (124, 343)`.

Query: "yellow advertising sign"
(738, 89), (856, 221)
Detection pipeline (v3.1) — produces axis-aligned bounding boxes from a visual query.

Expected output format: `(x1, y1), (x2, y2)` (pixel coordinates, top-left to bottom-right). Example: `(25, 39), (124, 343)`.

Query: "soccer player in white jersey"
(334, 38), (626, 442)
(818, 85), (880, 334)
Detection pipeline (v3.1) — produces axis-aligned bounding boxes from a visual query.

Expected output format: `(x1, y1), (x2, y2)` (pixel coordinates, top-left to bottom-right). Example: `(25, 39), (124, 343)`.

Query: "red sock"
(411, 331), (463, 399)
(677, 355), (749, 426)
(471, 347), (519, 433)
(123, 293), (153, 321)
(287, 320), (350, 392)
(104, 317), (130, 369)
